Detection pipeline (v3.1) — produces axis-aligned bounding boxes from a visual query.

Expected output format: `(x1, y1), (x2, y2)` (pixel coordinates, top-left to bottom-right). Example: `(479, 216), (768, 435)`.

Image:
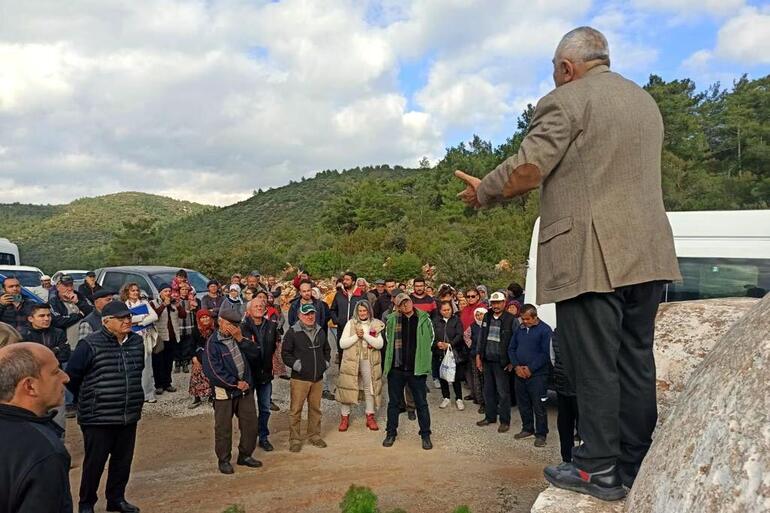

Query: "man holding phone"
(0, 276), (34, 329)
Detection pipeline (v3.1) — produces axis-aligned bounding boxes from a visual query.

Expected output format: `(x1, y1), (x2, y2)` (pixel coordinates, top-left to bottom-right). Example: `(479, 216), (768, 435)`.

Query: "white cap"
(41, 275), (51, 280)
(489, 291), (506, 302)
(229, 284), (241, 292)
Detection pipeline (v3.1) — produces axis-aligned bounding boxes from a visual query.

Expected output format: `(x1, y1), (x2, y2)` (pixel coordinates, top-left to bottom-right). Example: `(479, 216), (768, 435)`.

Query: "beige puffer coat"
(336, 310), (385, 407)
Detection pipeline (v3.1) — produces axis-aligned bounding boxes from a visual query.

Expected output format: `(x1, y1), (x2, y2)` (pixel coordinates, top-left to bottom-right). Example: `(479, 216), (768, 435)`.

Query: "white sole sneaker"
(433, 380), (441, 389)
(439, 398), (451, 409)
(456, 400), (465, 410)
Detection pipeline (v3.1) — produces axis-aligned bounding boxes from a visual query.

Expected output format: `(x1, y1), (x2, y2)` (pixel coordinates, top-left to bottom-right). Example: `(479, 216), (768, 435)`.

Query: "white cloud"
(632, 0), (746, 17)
(714, 7), (770, 64)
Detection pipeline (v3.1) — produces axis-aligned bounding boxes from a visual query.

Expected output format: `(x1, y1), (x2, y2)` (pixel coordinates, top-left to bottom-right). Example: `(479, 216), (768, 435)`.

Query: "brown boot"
(338, 415), (350, 432)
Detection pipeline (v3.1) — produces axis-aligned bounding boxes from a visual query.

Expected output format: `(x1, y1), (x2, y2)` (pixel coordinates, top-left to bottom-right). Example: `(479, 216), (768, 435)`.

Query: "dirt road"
(65, 377), (557, 513)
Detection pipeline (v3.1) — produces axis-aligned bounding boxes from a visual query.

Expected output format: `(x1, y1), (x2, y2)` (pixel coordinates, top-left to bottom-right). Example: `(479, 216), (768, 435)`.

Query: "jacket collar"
(0, 403), (57, 424)
(585, 64), (610, 77)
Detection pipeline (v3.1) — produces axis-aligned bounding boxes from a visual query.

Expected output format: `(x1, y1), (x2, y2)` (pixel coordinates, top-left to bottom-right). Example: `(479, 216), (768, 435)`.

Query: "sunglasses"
(467, 294), (478, 298)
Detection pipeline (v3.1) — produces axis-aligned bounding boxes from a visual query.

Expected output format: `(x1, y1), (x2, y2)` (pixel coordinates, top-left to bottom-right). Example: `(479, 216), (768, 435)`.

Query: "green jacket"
(384, 309), (434, 376)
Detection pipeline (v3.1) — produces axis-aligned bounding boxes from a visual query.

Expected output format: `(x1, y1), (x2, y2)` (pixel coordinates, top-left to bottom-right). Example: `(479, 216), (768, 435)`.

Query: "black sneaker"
(259, 439), (274, 452)
(269, 401), (280, 412)
(421, 437), (433, 450)
(476, 419), (495, 427)
(106, 499), (140, 513)
(407, 411), (416, 421)
(543, 463), (627, 501)
(154, 388), (164, 395)
(321, 390), (335, 401)
(164, 386), (177, 393)
(382, 435), (396, 447)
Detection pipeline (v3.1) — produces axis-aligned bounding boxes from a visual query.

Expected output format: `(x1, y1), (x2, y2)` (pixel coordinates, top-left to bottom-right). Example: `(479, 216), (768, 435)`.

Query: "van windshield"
(0, 270), (43, 287)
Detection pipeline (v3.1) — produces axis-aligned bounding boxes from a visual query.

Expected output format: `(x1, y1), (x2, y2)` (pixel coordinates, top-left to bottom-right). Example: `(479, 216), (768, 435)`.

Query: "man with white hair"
(456, 26), (680, 501)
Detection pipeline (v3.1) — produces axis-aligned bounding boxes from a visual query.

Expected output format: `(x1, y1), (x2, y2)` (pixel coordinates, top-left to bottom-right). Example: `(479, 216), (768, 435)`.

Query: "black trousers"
(556, 280), (663, 480)
(482, 361), (511, 424)
(557, 393), (579, 463)
(79, 423), (137, 507)
(386, 369), (431, 438)
(152, 341), (174, 389)
(213, 390), (258, 463)
(515, 373), (549, 436)
(174, 334), (194, 363)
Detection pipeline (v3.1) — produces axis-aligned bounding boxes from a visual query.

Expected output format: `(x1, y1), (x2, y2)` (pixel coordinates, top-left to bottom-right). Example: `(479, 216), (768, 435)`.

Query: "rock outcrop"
(530, 297), (763, 513)
(626, 294), (769, 512)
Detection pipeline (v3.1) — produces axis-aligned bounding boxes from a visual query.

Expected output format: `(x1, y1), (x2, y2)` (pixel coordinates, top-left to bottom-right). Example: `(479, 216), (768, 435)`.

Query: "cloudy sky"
(1, 0), (768, 206)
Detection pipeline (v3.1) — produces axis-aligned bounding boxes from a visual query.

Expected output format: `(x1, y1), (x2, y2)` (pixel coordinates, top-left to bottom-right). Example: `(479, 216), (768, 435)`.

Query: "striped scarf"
(393, 314), (404, 368)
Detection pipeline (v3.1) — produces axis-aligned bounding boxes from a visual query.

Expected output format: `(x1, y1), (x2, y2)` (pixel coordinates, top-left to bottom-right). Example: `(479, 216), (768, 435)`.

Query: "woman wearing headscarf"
(336, 301), (384, 432)
(122, 282), (159, 403)
(188, 308), (214, 409)
(219, 284), (245, 320)
(465, 306), (488, 414)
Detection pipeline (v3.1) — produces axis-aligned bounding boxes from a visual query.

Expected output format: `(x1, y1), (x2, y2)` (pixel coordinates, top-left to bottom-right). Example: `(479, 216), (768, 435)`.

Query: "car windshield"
(149, 270), (210, 293)
(0, 270), (43, 287)
(67, 272), (88, 281)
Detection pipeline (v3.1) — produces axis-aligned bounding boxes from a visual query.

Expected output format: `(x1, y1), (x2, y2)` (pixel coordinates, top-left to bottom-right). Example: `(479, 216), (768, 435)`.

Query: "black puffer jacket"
(19, 326), (71, 364)
(551, 329), (574, 396)
(240, 317), (279, 385)
(282, 322), (330, 382)
(431, 314), (467, 364)
(65, 327), (145, 426)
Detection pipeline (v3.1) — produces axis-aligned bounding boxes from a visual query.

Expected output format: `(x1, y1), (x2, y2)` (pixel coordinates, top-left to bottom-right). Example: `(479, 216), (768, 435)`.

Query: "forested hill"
(2, 74), (768, 287)
(1, 192), (211, 272)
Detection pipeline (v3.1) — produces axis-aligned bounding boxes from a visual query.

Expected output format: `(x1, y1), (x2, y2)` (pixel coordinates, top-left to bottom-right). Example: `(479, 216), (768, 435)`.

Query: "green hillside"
(1, 192), (212, 273)
(2, 73), (767, 288)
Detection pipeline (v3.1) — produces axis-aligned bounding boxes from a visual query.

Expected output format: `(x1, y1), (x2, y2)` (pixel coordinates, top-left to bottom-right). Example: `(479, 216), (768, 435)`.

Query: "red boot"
(339, 415), (350, 432)
(366, 413), (379, 431)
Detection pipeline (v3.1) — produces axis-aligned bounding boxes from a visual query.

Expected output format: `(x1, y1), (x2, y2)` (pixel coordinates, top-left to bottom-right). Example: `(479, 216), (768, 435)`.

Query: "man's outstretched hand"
(455, 170), (482, 208)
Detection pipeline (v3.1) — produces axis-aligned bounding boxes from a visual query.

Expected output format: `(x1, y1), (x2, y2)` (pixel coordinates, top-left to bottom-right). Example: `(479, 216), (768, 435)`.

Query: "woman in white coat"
(336, 301), (384, 432)
(121, 282), (159, 403)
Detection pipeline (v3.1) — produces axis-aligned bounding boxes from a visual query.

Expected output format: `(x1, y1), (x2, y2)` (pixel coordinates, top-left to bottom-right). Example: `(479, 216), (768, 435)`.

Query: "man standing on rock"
(456, 26), (680, 500)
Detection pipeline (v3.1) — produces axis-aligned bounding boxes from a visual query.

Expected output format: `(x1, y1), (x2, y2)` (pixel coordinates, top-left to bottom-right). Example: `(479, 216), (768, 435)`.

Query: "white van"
(0, 238), (20, 266)
(524, 210), (770, 328)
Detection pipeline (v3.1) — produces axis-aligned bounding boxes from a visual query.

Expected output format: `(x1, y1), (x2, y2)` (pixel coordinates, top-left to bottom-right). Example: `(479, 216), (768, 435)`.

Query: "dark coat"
(77, 282), (102, 303)
(282, 322), (330, 382)
(0, 404), (72, 513)
(65, 327), (145, 426)
(48, 290), (92, 331)
(0, 299), (34, 330)
(550, 329), (574, 396)
(19, 325), (71, 364)
(330, 289), (367, 338)
(478, 311), (518, 366)
(431, 314), (467, 364)
(240, 317), (279, 385)
(201, 331), (253, 398)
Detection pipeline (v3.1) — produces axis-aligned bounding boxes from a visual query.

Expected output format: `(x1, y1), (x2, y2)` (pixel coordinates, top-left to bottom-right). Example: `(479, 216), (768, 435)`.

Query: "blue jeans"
(255, 381), (272, 441)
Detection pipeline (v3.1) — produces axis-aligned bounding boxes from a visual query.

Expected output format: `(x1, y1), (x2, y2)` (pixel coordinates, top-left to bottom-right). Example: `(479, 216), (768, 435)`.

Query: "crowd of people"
(1, 24), (685, 513)
(0, 267), (565, 513)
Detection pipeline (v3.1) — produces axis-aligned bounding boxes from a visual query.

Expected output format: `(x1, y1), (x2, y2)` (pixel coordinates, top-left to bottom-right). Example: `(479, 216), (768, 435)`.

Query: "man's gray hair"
(0, 346), (42, 401)
(0, 322), (22, 348)
(555, 26), (610, 65)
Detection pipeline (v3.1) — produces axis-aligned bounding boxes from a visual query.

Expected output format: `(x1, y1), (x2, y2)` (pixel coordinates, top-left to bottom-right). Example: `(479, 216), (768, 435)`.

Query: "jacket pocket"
(539, 216), (578, 290)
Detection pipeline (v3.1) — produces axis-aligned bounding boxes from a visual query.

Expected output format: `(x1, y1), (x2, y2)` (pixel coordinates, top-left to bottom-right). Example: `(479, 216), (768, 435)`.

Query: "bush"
(340, 485), (379, 513)
(222, 505), (245, 513)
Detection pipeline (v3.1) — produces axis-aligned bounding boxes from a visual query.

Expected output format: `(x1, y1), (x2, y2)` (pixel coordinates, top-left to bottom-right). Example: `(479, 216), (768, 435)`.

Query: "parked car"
(93, 266), (211, 300)
(0, 265), (48, 301)
(52, 270), (90, 288)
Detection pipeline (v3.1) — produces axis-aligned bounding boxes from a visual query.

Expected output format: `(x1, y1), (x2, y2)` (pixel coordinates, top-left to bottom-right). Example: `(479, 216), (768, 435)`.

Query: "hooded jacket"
(0, 404), (72, 513)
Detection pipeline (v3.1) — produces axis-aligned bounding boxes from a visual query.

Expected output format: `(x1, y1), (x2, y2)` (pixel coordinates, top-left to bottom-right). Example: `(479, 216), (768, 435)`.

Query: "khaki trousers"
(290, 378), (323, 444)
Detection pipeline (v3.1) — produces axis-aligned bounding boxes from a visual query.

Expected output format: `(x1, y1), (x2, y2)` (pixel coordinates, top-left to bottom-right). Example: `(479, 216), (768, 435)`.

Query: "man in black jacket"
(475, 291), (517, 433)
(0, 276), (34, 329)
(78, 272), (103, 303)
(49, 275), (93, 349)
(240, 300), (279, 452)
(65, 301), (144, 513)
(282, 303), (331, 453)
(0, 342), (72, 513)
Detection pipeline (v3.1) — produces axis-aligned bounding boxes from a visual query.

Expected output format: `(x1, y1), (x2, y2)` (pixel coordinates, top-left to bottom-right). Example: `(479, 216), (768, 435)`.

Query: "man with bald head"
(456, 27), (680, 500)
(0, 342), (73, 513)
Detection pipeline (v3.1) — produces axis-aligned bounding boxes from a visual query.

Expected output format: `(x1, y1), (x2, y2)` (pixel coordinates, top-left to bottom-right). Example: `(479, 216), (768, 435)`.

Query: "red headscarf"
(196, 308), (214, 338)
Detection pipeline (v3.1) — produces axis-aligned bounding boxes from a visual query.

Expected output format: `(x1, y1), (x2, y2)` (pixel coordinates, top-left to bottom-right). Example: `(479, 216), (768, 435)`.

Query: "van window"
(0, 253), (16, 265)
(665, 258), (770, 302)
(101, 272), (126, 292)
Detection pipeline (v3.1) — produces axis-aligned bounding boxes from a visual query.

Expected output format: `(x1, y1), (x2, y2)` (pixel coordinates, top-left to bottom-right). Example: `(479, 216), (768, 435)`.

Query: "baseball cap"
(299, 303), (316, 314)
(248, 270), (261, 277)
(92, 290), (116, 300)
(59, 275), (74, 285)
(395, 293), (411, 306)
(218, 307), (242, 324)
(374, 279), (385, 285)
(489, 291), (506, 302)
(206, 279), (220, 287)
(86, 271), (96, 277)
(101, 301), (131, 318)
(41, 275), (51, 281)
